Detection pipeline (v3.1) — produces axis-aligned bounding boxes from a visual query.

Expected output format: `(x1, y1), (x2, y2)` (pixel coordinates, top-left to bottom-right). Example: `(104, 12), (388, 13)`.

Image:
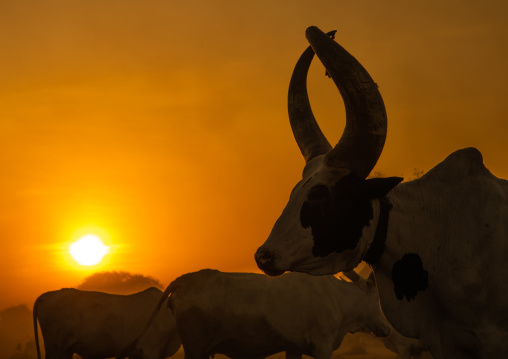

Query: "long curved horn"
(306, 26), (387, 178)
(288, 31), (336, 162)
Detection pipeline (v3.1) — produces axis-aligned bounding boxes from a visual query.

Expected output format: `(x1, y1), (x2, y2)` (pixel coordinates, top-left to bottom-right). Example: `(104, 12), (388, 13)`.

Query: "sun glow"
(69, 234), (109, 266)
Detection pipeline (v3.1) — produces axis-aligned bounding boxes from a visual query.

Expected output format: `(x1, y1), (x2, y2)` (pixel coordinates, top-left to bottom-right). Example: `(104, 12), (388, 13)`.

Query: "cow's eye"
(307, 185), (329, 202)
(300, 202), (312, 228)
(300, 185), (332, 228)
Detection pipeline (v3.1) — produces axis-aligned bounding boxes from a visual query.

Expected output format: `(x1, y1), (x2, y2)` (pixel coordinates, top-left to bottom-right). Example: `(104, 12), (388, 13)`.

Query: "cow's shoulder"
(391, 147), (506, 217)
(390, 147), (499, 211)
(135, 286), (163, 299)
(422, 147), (489, 182)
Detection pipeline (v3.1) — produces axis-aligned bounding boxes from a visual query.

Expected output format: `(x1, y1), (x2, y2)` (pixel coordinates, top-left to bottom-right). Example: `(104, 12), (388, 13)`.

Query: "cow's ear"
(361, 177), (403, 198)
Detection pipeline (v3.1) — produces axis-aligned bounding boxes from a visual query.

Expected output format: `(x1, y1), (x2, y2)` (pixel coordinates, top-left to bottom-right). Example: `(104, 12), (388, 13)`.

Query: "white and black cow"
(33, 287), (180, 359)
(254, 26), (508, 358)
(119, 269), (428, 359)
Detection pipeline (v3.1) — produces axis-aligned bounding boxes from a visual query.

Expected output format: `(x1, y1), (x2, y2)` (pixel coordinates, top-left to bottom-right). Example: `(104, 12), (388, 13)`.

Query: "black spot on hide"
(300, 174), (403, 258)
(300, 174), (373, 257)
(392, 253), (428, 301)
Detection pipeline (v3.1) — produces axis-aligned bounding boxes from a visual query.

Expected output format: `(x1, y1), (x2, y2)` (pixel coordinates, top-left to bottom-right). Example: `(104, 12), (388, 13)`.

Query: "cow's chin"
(292, 266), (339, 276)
(261, 268), (286, 277)
(290, 262), (340, 276)
(290, 250), (362, 276)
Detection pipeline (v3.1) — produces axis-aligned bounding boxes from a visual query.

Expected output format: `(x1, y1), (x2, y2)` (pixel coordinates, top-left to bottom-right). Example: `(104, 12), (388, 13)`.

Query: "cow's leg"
(424, 322), (481, 359)
(43, 347), (73, 359)
(184, 353), (208, 359)
(163, 333), (182, 358)
(182, 346), (208, 359)
(285, 351), (302, 359)
(311, 346), (333, 359)
(396, 349), (411, 359)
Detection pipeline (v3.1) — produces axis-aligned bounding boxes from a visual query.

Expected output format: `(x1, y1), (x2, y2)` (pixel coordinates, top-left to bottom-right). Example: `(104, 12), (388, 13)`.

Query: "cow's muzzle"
(254, 247), (285, 276)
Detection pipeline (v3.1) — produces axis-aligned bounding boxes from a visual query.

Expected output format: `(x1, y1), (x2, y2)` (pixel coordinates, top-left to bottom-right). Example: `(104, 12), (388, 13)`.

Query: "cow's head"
(255, 26), (402, 276)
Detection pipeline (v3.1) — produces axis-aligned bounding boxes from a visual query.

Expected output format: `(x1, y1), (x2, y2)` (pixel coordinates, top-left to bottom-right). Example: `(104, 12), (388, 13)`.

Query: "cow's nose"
(255, 247), (273, 265)
(255, 247), (285, 276)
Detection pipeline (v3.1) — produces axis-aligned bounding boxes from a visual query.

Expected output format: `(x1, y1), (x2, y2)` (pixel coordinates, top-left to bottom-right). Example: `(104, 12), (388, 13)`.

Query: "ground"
(170, 332), (434, 359)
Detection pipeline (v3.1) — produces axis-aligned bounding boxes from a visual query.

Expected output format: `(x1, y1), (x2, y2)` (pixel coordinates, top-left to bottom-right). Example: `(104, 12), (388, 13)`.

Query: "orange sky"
(1, 0), (508, 309)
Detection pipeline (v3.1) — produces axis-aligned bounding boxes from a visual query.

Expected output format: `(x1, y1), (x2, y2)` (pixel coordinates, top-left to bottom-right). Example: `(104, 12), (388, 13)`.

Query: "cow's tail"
(33, 295), (42, 359)
(115, 278), (181, 359)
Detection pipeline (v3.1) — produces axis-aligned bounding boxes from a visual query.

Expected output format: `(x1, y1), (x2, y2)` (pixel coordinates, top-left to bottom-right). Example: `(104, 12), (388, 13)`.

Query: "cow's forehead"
(301, 155), (325, 178)
(297, 158), (351, 195)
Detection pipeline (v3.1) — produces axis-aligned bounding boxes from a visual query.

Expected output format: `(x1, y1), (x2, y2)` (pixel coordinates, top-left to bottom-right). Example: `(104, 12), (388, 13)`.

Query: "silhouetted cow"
(119, 269), (428, 359)
(33, 287), (180, 359)
(255, 26), (508, 359)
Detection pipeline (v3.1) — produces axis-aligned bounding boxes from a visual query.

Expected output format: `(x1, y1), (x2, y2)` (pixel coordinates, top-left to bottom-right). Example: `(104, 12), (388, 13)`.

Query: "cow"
(118, 269), (428, 359)
(254, 26), (508, 358)
(33, 287), (181, 359)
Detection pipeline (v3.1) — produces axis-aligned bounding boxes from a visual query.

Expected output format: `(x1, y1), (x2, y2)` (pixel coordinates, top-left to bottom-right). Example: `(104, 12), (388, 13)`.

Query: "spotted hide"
(255, 26), (508, 358)
(33, 287), (180, 359)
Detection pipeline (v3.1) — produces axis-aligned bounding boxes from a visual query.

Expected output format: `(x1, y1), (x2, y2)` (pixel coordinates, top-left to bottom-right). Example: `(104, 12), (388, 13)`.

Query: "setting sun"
(69, 234), (109, 266)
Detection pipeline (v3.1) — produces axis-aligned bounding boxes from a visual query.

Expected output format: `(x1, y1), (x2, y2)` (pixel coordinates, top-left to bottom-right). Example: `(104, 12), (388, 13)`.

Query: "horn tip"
(305, 26), (323, 38)
(306, 26), (337, 42)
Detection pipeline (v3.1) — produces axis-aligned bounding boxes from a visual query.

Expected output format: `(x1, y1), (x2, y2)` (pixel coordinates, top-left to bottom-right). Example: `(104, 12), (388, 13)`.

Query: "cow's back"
(376, 148), (508, 357)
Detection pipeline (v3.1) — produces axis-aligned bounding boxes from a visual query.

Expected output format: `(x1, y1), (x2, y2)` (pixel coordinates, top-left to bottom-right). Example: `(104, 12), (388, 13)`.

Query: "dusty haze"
(0, 0), (507, 310)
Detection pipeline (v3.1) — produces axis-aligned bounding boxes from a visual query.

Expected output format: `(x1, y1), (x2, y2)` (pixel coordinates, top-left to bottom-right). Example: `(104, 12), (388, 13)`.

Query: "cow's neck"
(336, 282), (369, 328)
(345, 197), (383, 271)
(363, 196), (392, 266)
(335, 281), (387, 336)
